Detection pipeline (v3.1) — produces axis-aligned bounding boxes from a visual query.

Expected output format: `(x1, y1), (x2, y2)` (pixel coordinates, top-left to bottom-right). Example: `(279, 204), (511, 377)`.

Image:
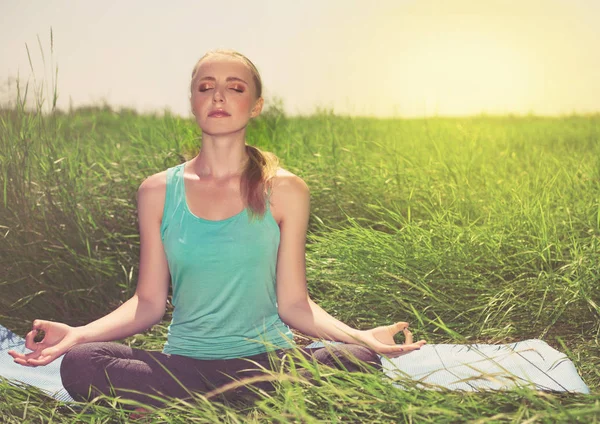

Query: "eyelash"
(198, 86), (244, 93)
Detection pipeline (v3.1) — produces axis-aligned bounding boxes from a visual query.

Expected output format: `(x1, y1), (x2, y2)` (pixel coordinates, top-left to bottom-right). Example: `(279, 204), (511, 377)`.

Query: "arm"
(272, 174), (360, 342)
(75, 172), (170, 342)
(9, 172), (171, 366)
(272, 173), (426, 357)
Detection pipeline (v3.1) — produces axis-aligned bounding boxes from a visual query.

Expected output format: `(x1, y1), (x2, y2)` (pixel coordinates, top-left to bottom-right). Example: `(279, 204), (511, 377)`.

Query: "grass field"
(1, 92), (599, 422)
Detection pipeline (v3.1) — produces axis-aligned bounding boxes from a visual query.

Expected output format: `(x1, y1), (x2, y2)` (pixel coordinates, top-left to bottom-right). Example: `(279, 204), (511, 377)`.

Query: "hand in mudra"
(7, 320), (79, 367)
(354, 321), (426, 358)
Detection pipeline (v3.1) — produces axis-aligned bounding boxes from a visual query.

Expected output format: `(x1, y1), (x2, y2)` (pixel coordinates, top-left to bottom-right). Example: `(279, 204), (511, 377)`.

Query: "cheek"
(190, 93), (202, 106)
(236, 97), (253, 112)
(190, 94), (207, 114)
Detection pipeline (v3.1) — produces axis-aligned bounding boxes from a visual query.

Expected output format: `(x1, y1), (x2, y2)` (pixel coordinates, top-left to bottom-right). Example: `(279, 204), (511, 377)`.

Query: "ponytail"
(241, 145), (279, 220)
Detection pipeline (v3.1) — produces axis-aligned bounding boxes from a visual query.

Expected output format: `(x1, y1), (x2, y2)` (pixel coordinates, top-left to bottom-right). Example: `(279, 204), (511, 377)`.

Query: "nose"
(212, 87), (225, 103)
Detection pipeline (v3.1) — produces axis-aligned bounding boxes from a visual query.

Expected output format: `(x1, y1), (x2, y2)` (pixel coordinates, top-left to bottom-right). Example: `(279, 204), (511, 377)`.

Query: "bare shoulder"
(139, 169), (168, 192)
(269, 168), (310, 224)
(137, 169), (169, 221)
(271, 167), (309, 196)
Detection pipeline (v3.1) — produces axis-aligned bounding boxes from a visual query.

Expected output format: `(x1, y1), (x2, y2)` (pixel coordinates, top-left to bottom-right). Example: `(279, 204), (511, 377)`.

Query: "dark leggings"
(60, 342), (381, 409)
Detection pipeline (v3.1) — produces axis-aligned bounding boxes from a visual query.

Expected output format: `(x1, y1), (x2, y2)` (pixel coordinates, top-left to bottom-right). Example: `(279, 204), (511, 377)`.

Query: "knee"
(60, 343), (102, 400)
(60, 344), (87, 379)
(342, 344), (382, 372)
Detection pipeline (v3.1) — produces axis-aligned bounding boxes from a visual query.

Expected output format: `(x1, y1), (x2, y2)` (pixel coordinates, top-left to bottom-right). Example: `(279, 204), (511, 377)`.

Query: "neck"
(192, 133), (249, 180)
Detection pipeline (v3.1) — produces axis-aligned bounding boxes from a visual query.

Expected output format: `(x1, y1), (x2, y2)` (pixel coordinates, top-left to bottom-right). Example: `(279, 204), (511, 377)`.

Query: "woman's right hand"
(7, 320), (81, 367)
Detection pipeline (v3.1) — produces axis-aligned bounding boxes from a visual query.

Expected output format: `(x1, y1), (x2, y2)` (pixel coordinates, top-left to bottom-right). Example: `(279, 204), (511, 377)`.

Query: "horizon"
(2, 0), (599, 118)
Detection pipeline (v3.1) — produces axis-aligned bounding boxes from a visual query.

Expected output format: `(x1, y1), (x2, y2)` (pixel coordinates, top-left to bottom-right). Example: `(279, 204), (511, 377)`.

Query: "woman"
(8, 50), (426, 409)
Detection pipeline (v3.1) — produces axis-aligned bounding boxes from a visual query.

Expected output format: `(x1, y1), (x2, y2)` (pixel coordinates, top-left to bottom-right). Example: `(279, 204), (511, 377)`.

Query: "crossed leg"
(60, 341), (382, 411)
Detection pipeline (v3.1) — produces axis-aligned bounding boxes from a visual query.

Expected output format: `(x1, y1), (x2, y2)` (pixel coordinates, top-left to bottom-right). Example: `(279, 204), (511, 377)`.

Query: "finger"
(7, 350), (26, 361)
(26, 343), (66, 366)
(375, 342), (412, 356)
(22, 349), (43, 361)
(398, 340), (427, 354)
(32, 319), (48, 331)
(32, 320), (50, 342)
(379, 340), (427, 358)
(7, 349), (25, 358)
(26, 353), (55, 366)
(404, 328), (413, 344)
(24, 330), (41, 351)
(8, 349), (42, 366)
(378, 346), (409, 359)
(388, 322), (409, 335)
(11, 356), (35, 367)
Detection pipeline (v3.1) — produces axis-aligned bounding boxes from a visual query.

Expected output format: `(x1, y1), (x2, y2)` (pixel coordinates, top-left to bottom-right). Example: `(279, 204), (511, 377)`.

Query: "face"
(190, 56), (263, 136)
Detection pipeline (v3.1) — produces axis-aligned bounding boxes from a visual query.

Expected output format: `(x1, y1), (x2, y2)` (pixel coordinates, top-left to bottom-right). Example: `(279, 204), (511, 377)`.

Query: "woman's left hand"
(353, 321), (426, 358)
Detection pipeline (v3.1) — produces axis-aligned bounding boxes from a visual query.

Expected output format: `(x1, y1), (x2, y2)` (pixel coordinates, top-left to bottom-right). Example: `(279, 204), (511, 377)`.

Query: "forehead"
(194, 56), (253, 82)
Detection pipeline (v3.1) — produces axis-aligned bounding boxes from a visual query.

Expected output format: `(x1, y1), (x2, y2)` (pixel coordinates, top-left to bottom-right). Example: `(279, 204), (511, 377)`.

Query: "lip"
(208, 109), (231, 117)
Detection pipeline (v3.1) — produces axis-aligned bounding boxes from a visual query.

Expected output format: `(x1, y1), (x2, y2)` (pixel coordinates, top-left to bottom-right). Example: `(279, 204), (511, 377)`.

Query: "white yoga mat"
(305, 339), (590, 394)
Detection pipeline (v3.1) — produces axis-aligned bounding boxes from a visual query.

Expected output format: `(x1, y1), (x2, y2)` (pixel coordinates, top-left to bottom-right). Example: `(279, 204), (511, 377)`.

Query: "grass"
(1, 75), (599, 421)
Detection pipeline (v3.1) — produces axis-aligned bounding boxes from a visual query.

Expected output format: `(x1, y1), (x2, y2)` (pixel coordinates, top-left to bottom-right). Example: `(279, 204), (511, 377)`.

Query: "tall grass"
(1, 41), (599, 420)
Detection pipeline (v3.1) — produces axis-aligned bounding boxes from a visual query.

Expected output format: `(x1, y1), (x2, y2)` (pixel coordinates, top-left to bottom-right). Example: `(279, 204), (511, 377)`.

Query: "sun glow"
(390, 30), (533, 116)
(2, 0), (598, 117)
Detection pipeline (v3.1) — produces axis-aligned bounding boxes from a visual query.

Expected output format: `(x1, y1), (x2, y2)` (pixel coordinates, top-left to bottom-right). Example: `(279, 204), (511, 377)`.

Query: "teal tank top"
(159, 162), (295, 359)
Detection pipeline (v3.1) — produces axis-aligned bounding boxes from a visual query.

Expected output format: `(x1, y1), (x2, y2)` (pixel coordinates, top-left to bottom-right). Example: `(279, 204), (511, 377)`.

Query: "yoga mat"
(1, 325), (590, 403)
(306, 339), (590, 394)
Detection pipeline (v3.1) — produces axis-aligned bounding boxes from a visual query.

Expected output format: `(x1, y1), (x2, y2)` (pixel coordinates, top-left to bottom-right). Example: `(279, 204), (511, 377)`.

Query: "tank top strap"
(160, 163), (184, 239)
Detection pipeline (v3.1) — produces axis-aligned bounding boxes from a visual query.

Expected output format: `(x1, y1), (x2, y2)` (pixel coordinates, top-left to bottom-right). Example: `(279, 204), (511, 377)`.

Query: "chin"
(200, 123), (248, 136)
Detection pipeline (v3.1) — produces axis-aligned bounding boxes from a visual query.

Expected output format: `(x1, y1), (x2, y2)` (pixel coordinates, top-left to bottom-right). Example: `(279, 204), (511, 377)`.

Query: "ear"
(189, 92), (198, 117)
(250, 97), (264, 118)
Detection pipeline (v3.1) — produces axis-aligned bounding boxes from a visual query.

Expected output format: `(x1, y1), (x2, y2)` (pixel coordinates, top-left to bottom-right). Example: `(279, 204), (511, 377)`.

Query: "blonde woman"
(9, 50), (426, 409)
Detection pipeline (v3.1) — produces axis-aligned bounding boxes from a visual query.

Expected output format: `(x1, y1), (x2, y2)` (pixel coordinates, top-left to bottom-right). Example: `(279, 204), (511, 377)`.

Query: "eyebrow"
(198, 76), (248, 84)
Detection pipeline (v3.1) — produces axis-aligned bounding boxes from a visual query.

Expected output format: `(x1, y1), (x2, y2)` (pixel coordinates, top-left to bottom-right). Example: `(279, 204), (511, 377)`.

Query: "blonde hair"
(190, 49), (279, 219)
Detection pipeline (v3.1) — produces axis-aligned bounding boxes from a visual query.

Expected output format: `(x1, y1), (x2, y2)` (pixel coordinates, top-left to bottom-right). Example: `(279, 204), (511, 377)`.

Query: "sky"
(1, 0), (599, 118)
